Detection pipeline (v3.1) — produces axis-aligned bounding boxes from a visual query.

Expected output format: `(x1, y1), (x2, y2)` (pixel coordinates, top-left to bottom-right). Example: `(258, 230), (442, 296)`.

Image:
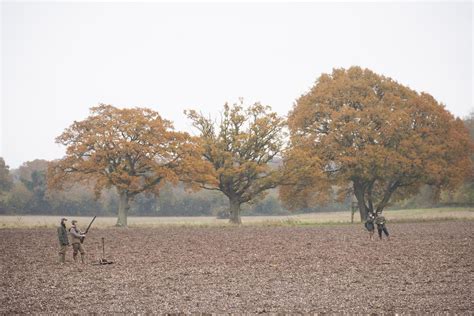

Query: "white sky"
(1, 1), (473, 169)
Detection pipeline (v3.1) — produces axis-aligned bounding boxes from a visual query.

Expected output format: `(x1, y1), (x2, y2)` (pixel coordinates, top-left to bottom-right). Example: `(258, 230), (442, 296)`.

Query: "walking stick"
(99, 237), (113, 265)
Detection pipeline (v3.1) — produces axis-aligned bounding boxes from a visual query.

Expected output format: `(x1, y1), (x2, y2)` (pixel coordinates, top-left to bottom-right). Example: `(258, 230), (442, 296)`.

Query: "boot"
(81, 254), (85, 264)
(59, 253), (65, 264)
(73, 253), (77, 262)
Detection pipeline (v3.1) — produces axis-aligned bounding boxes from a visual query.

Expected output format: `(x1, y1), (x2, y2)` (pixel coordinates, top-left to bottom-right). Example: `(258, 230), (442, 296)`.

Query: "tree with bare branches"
(185, 100), (286, 224)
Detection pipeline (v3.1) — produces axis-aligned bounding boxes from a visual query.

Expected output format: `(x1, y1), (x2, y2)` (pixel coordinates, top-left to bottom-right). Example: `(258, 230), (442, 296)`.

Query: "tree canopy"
(185, 100), (286, 224)
(0, 158), (13, 194)
(282, 67), (473, 220)
(18, 160), (49, 212)
(48, 104), (207, 226)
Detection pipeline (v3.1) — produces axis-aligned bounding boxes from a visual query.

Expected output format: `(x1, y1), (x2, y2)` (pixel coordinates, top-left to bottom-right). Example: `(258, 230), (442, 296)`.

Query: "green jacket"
(57, 225), (69, 246)
(375, 215), (386, 226)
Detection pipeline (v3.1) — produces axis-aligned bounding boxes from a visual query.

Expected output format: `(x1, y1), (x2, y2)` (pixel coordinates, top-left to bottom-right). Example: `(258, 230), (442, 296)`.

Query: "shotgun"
(80, 216), (96, 244)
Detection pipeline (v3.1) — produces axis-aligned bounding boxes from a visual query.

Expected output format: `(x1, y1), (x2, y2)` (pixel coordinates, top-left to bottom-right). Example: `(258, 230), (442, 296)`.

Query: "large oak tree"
(283, 67), (472, 220)
(185, 100), (286, 224)
(48, 104), (206, 226)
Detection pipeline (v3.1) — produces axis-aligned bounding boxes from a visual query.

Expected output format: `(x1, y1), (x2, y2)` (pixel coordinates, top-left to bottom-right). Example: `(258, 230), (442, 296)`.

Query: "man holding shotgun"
(69, 216), (96, 264)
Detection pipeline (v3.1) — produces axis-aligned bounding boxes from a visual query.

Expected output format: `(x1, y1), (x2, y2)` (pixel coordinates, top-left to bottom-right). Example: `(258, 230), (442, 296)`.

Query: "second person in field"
(69, 220), (86, 263)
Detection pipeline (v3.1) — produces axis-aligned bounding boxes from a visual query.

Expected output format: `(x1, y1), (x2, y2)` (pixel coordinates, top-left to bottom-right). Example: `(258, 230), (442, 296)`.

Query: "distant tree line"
(0, 158), (351, 217)
(0, 155), (471, 218)
(0, 157), (286, 216)
(0, 67), (472, 225)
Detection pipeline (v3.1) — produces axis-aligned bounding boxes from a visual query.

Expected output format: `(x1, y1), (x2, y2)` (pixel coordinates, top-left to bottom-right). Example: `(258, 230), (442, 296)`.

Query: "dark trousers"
(377, 224), (389, 238)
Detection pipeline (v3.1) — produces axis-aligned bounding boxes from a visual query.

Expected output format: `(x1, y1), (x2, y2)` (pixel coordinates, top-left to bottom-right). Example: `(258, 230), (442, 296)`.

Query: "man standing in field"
(375, 213), (390, 240)
(364, 213), (375, 240)
(57, 218), (69, 264)
(69, 220), (86, 263)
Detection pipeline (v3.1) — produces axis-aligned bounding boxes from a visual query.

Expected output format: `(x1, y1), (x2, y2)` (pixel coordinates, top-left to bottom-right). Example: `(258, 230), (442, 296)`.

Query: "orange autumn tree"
(185, 100), (286, 224)
(283, 67), (472, 220)
(48, 104), (206, 227)
(279, 147), (331, 211)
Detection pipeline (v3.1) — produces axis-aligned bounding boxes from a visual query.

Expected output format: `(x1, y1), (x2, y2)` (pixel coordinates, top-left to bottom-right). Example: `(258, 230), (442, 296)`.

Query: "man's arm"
(70, 227), (85, 238)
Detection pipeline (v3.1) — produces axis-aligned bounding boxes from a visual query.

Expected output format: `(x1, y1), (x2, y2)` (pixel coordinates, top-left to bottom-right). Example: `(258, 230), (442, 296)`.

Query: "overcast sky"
(1, 1), (472, 169)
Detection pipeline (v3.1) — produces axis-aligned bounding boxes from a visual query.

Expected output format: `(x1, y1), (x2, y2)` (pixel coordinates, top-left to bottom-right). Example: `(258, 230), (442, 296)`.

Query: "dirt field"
(1, 221), (472, 313)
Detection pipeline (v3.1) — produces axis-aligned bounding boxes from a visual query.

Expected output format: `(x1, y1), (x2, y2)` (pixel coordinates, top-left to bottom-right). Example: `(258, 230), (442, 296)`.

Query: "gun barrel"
(84, 216), (97, 234)
(80, 216), (97, 244)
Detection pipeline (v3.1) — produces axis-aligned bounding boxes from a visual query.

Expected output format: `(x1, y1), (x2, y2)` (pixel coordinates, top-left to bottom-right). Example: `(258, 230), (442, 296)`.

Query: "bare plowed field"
(1, 221), (472, 314)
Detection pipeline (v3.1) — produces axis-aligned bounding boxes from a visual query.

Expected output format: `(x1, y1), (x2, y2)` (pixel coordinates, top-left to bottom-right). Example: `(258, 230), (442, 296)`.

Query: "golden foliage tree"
(283, 67), (473, 220)
(279, 147), (331, 211)
(48, 104), (206, 226)
(185, 100), (286, 224)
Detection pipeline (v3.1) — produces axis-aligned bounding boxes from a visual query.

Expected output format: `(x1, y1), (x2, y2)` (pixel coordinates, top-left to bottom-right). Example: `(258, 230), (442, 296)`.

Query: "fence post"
(351, 201), (358, 223)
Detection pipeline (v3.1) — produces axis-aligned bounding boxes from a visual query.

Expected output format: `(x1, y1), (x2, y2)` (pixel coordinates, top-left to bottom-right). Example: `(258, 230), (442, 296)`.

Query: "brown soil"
(1, 221), (472, 314)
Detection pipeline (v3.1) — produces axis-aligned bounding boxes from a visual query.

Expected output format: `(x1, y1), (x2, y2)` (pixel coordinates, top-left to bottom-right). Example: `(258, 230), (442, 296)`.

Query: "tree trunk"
(375, 182), (398, 214)
(356, 197), (368, 222)
(228, 198), (242, 225)
(353, 181), (369, 222)
(116, 190), (130, 227)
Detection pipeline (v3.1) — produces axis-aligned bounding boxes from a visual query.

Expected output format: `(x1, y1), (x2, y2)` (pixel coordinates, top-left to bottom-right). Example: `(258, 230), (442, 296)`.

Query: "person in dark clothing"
(364, 213), (375, 240)
(375, 213), (390, 240)
(57, 218), (69, 263)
